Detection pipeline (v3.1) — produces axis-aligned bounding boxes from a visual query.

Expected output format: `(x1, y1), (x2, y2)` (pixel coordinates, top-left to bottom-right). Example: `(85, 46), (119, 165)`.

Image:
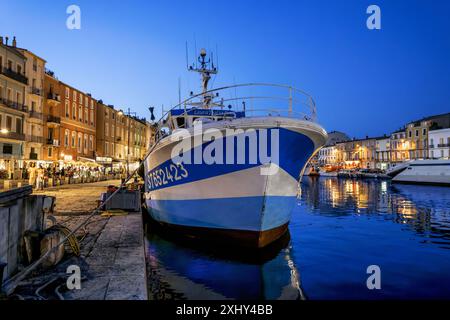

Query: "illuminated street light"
(0, 128), (9, 134)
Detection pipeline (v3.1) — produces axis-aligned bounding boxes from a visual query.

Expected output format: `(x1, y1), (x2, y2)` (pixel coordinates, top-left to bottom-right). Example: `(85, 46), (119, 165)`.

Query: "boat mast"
(188, 48), (218, 108)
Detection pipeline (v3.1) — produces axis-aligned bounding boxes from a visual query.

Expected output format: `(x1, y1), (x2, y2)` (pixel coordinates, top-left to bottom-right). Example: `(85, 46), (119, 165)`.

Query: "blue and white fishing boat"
(144, 49), (327, 247)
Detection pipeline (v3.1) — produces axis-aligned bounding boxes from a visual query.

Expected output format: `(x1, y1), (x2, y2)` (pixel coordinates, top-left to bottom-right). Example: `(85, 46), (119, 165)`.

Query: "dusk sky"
(1, 0), (449, 138)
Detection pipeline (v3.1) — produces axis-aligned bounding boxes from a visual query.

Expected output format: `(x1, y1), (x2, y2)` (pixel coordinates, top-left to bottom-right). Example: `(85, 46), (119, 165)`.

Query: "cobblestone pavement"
(11, 180), (148, 300)
(33, 180), (121, 215)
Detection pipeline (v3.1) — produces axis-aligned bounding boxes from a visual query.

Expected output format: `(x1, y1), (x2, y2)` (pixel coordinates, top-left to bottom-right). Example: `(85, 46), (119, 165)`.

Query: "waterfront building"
(15, 44), (46, 163)
(96, 102), (148, 171)
(0, 36), (28, 179)
(318, 145), (337, 166)
(313, 131), (349, 167)
(43, 73), (96, 163)
(334, 137), (377, 169)
(404, 112), (450, 160)
(389, 129), (409, 163)
(428, 128), (450, 159)
(375, 136), (390, 170)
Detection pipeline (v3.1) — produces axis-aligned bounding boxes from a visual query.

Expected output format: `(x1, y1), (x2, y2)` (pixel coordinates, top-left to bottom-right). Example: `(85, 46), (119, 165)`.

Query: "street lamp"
(122, 108), (137, 177)
(0, 128), (9, 134)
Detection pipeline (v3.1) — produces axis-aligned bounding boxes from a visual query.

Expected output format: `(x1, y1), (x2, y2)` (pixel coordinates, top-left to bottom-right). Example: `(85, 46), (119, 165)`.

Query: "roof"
(0, 43), (26, 59)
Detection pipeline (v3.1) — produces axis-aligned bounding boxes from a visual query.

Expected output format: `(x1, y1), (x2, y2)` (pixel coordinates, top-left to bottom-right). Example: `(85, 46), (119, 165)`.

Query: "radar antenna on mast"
(187, 45), (219, 108)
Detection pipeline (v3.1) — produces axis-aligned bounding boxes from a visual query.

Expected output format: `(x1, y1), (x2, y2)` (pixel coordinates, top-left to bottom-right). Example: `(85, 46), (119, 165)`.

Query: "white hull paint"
(392, 160), (450, 186)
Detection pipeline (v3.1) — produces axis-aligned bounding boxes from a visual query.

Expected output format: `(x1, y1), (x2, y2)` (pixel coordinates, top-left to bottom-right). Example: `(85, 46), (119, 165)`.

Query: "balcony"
(0, 67), (28, 85)
(0, 131), (26, 141)
(30, 87), (42, 96)
(438, 143), (450, 148)
(26, 135), (44, 143)
(29, 110), (43, 120)
(46, 115), (61, 126)
(0, 97), (28, 112)
(47, 92), (61, 105)
(46, 139), (60, 146)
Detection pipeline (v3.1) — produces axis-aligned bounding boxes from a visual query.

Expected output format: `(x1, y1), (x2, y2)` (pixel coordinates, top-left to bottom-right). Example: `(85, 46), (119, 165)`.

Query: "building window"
(3, 144), (13, 155)
(65, 130), (69, 147)
(72, 131), (76, 148)
(85, 98), (88, 108)
(430, 138), (434, 147)
(84, 134), (88, 154)
(90, 100), (94, 109)
(72, 102), (76, 119)
(105, 142), (109, 155)
(65, 100), (69, 117)
(6, 116), (12, 131)
(423, 128), (426, 135)
(89, 135), (93, 151)
(79, 105), (83, 122)
(65, 87), (69, 98)
(415, 129), (419, 137)
(78, 133), (82, 153)
(73, 90), (77, 102)
(84, 108), (88, 124)
(105, 124), (109, 136)
(15, 118), (22, 134)
(79, 93), (83, 104)
(90, 110), (94, 126)
(48, 147), (53, 157)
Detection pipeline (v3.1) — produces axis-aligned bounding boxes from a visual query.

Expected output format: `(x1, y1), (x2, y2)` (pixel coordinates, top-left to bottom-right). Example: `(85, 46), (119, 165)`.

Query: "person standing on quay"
(36, 165), (45, 190)
(27, 163), (37, 188)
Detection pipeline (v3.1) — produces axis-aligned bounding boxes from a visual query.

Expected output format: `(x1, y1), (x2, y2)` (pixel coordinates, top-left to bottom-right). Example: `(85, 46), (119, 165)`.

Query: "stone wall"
(0, 186), (53, 286)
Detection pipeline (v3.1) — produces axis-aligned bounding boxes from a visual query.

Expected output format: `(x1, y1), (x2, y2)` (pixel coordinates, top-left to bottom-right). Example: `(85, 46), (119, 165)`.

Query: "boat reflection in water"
(297, 176), (450, 299)
(145, 218), (306, 300)
(301, 176), (450, 248)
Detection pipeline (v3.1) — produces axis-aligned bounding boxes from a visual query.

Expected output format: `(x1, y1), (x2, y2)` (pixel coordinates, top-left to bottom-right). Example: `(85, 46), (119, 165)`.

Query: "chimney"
(0, 36), (3, 45)
(12, 36), (16, 47)
(5, 36), (8, 45)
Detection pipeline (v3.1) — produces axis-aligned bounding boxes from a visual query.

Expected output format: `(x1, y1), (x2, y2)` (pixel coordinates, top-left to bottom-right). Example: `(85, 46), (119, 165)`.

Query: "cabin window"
(176, 117), (185, 128)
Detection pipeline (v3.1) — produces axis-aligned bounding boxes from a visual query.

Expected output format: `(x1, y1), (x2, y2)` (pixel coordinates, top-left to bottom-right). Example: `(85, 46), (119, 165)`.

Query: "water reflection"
(301, 177), (450, 249)
(145, 221), (306, 300)
(145, 178), (450, 300)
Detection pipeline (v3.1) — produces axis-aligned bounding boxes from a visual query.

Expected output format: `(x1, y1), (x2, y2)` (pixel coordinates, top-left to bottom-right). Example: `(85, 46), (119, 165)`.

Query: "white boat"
(386, 161), (411, 177)
(319, 170), (338, 177)
(392, 159), (450, 186)
(144, 49), (327, 247)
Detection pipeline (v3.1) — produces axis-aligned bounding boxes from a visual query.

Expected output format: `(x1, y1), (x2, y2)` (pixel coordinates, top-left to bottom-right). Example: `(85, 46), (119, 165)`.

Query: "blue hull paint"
(149, 195), (296, 232)
(146, 128), (315, 192)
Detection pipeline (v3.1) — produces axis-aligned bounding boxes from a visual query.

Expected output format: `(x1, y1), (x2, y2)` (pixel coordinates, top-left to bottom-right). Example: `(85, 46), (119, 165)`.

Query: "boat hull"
(144, 117), (327, 247)
(392, 160), (450, 186)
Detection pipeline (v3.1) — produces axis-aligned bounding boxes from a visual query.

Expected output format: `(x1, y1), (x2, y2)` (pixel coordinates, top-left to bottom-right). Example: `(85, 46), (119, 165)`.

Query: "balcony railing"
(0, 131), (26, 141)
(30, 87), (42, 96)
(26, 135), (44, 143)
(46, 115), (61, 124)
(0, 97), (28, 112)
(29, 110), (43, 120)
(46, 138), (60, 146)
(0, 67), (28, 85)
(47, 92), (61, 102)
(438, 143), (450, 147)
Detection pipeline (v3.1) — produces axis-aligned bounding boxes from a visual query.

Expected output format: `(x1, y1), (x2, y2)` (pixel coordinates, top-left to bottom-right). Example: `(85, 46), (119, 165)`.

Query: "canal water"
(145, 177), (450, 300)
